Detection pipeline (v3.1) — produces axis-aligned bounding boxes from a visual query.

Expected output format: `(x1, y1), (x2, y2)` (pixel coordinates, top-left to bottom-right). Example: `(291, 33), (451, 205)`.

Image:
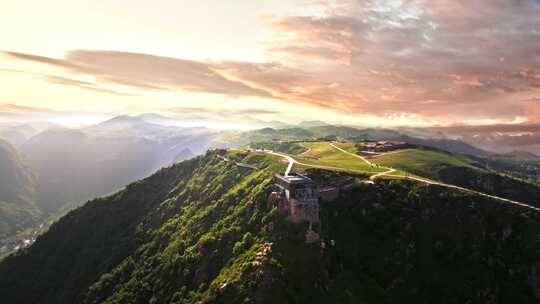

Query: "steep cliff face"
(1, 151), (539, 304)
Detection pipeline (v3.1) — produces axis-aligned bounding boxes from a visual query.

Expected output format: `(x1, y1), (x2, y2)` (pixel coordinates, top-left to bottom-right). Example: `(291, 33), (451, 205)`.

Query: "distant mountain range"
(0, 114), (220, 253)
(4, 103), (538, 155)
(419, 124), (540, 156)
(1, 110), (540, 257)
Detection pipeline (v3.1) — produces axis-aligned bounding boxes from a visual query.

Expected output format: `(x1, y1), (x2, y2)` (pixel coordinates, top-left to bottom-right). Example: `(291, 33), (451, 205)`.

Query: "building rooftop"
(275, 173), (313, 185)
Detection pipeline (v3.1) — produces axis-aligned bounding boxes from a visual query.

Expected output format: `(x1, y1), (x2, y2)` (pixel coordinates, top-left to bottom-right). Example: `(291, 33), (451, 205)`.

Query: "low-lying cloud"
(168, 106), (280, 117)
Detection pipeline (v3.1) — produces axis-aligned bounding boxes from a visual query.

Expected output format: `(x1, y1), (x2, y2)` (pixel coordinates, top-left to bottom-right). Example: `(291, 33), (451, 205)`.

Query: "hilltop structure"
(269, 173), (321, 243)
(360, 140), (410, 153)
(272, 173), (319, 224)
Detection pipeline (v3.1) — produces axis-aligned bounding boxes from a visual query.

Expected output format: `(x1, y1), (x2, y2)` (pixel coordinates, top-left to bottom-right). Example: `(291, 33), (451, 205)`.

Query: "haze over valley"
(2, 1), (540, 303)
(1, 105), (539, 257)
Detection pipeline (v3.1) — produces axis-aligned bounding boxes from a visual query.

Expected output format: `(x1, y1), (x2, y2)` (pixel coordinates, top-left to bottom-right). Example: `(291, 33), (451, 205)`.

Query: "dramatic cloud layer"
(4, 0), (540, 125)
(253, 0), (540, 122)
(0, 68), (133, 96)
(4, 51), (271, 98)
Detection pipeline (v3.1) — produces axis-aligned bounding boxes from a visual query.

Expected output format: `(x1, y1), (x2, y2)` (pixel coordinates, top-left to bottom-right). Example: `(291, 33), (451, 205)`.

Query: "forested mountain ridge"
(19, 122), (213, 214)
(1, 150), (539, 303)
(0, 139), (39, 240)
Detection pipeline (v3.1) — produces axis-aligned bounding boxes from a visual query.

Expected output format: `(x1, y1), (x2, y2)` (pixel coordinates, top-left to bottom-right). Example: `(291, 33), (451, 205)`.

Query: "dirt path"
(329, 143), (374, 166)
(370, 168), (396, 181)
(268, 151), (372, 176)
(298, 144), (312, 156)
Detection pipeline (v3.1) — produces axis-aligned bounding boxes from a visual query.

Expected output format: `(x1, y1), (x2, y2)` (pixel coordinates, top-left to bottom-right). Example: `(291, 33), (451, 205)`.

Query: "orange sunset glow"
(2, 0), (539, 127)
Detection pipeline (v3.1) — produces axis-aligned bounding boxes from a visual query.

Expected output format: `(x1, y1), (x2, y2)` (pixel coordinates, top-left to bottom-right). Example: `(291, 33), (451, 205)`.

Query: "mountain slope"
(0, 140), (39, 239)
(20, 124), (213, 214)
(20, 127), (162, 213)
(0, 124), (39, 147)
(370, 147), (540, 207)
(476, 151), (540, 185)
(1, 150), (539, 303)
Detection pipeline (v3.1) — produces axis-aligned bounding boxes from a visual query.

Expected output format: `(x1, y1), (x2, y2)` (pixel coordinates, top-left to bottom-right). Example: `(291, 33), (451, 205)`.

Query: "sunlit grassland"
(229, 142), (485, 184)
(226, 150), (288, 175)
(294, 142), (386, 174)
(371, 148), (484, 179)
(332, 142), (358, 154)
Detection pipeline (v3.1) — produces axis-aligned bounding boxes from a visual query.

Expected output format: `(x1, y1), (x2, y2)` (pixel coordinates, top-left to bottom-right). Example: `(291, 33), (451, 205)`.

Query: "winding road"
(263, 143), (540, 213)
(329, 143), (374, 166)
(369, 168), (396, 181)
(268, 151), (372, 176)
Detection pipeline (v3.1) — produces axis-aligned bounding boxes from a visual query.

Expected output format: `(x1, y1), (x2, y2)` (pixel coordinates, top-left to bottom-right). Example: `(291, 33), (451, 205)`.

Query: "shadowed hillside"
(1, 150), (539, 304)
(0, 140), (39, 240)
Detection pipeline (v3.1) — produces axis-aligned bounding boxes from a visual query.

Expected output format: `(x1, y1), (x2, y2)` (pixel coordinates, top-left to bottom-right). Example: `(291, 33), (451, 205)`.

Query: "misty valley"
(0, 115), (215, 255)
(3, 0), (540, 302)
(1, 110), (540, 303)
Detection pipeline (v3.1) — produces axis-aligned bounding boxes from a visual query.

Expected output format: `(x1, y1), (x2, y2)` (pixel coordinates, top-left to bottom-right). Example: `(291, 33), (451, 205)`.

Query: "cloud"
(4, 0), (540, 125)
(3, 50), (272, 98)
(44, 76), (136, 96)
(0, 68), (135, 96)
(168, 106), (280, 117)
(263, 15), (367, 64)
(246, 0), (540, 123)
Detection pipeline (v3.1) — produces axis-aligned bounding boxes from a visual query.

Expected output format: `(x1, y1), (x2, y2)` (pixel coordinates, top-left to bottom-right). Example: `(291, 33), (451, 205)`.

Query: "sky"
(1, 0), (540, 127)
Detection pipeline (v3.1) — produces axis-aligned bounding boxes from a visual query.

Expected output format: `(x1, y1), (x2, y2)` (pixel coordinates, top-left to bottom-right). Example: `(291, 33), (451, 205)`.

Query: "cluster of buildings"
(359, 140), (410, 153)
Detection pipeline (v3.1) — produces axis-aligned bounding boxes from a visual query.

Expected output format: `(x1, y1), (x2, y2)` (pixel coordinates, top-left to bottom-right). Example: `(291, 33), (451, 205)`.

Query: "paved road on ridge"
(264, 143), (540, 212)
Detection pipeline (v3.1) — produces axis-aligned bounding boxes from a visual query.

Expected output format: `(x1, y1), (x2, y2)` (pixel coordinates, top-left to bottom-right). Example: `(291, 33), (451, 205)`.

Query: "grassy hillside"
(261, 140), (540, 208)
(213, 125), (490, 158)
(369, 147), (540, 207)
(241, 141), (540, 208)
(295, 142), (385, 174)
(1, 150), (540, 303)
(371, 148), (482, 178)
